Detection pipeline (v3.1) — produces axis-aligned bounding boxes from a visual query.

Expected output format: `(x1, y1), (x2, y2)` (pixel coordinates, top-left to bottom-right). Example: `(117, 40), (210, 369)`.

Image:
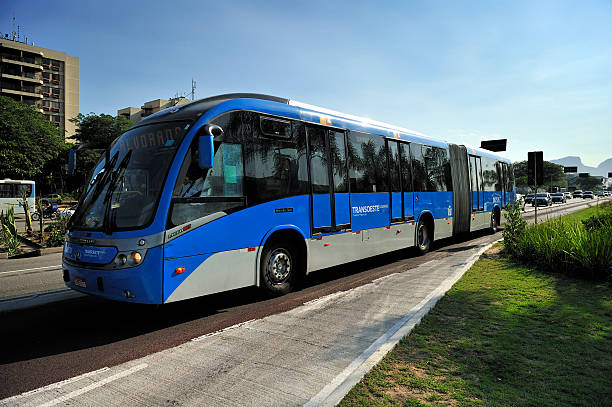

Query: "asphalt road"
(0, 252), (64, 301)
(0, 197), (607, 401)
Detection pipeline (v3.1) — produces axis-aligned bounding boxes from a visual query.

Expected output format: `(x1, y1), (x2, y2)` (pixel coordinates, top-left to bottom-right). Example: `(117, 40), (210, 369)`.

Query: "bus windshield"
(69, 121), (190, 231)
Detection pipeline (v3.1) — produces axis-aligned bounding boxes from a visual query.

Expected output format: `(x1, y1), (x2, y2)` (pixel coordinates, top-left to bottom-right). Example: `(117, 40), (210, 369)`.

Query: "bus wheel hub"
(268, 250), (291, 282)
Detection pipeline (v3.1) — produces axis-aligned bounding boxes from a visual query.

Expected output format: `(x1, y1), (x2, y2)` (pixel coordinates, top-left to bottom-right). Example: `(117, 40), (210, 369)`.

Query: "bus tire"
(416, 218), (431, 255)
(490, 212), (498, 233)
(260, 241), (296, 296)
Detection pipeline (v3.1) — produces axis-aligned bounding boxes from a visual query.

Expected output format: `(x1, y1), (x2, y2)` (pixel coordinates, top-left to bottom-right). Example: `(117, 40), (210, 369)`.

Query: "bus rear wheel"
(261, 242), (296, 296)
(416, 219), (431, 255)
(490, 212), (498, 233)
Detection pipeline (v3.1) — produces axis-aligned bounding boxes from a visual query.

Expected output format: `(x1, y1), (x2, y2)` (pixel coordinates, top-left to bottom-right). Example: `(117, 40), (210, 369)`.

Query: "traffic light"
(528, 151), (543, 186)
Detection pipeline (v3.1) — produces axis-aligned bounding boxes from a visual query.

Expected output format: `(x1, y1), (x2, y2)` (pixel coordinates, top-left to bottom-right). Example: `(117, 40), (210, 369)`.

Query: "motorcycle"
(31, 202), (59, 221)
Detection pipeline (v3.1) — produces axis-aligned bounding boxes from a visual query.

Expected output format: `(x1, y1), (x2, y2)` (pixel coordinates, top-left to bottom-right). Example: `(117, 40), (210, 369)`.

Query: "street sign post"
(528, 151), (543, 224)
(480, 139), (507, 152)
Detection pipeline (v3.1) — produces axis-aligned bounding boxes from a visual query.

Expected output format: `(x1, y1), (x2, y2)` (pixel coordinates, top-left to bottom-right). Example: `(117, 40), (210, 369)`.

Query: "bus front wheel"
(416, 219), (431, 255)
(261, 242), (296, 296)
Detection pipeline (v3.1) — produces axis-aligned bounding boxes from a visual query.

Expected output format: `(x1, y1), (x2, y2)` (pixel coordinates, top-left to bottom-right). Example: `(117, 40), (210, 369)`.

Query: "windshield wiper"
(68, 151), (119, 230)
(102, 150), (133, 235)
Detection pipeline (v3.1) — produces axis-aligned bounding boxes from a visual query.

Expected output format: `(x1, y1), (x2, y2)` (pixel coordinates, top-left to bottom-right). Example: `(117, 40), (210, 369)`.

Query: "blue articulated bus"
(63, 94), (515, 304)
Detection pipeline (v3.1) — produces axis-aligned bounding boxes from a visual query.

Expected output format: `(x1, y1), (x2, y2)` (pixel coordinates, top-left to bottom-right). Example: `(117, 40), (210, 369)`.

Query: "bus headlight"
(129, 251), (143, 265)
(115, 254), (128, 266)
(112, 249), (147, 269)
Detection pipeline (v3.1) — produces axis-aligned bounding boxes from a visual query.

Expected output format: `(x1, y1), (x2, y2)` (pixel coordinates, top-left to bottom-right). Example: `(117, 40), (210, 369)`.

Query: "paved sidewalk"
(2, 235), (498, 407)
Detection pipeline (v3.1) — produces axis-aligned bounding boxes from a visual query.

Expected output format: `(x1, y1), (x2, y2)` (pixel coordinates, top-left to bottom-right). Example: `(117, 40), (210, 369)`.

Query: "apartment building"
(0, 35), (79, 140)
(118, 97), (190, 123)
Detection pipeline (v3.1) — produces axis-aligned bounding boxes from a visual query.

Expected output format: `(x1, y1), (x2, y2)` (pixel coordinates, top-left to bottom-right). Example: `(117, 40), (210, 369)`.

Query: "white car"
(59, 205), (77, 218)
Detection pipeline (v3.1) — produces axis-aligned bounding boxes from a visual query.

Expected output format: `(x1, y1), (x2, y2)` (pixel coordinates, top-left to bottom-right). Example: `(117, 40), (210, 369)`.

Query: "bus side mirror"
(198, 124), (223, 169)
(67, 147), (77, 176)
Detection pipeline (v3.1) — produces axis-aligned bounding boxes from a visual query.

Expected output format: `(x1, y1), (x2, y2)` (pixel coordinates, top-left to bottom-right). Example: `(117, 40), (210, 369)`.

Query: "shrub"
(504, 207), (612, 281)
(45, 216), (68, 247)
(0, 207), (21, 256)
(582, 203), (612, 232)
(502, 202), (527, 256)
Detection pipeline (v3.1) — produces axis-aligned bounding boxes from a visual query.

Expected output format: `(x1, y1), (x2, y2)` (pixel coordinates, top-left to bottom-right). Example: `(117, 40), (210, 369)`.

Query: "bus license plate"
(74, 277), (87, 288)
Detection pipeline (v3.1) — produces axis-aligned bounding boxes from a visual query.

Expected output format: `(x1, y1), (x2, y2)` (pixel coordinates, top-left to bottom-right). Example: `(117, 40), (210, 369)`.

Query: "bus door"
(306, 126), (350, 233)
(469, 155), (485, 228)
(500, 162), (508, 207)
(388, 140), (414, 223)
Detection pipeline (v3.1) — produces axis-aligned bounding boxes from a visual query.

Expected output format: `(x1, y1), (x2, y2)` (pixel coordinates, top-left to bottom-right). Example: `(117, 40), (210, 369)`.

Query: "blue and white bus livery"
(63, 94), (515, 304)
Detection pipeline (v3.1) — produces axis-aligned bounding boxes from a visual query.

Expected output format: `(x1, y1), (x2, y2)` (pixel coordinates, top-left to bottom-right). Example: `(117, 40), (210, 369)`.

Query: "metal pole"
(534, 164), (538, 224)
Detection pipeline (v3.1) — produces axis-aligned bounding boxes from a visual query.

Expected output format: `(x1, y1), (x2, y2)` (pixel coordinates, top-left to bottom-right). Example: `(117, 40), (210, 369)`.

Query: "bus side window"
(348, 131), (388, 193)
(410, 143), (427, 192)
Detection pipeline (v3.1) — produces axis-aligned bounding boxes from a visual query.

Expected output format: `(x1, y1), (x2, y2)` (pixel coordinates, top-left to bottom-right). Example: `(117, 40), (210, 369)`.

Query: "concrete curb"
(0, 245), (63, 261)
(306, 238), (503, 407)
(0, 289), (84, 313)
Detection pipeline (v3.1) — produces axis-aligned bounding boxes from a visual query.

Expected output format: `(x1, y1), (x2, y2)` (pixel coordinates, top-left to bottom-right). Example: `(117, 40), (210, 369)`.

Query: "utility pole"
(534, 163), (538, 224)
(191, 79), (196, 101)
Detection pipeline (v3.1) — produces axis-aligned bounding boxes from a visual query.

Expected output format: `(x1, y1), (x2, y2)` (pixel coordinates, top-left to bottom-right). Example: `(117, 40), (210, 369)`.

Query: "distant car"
(573, 190), (583, 198)
(563, 192), (572, 200)
(59, 204), (77, 218)
(533, 192), (552, 206)
(524, 194), (535, 205)
(551, 192), (566, 203)
(583, 191), (594, 199)
(43, 194), (62, 204)
(597, 191), (605, 197)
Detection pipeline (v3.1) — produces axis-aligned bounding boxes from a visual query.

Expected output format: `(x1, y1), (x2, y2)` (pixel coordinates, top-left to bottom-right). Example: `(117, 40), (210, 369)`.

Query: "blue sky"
(2, 0), (611, 166)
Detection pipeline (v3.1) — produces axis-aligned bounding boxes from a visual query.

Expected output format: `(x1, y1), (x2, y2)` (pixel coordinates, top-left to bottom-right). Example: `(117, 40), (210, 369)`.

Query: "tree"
(513, 160), (567, 190)
(69, 113), (134, 192)
(0, 96), (66, 178)
(567, 175), (603, 192)
(71, 113), (134, 147)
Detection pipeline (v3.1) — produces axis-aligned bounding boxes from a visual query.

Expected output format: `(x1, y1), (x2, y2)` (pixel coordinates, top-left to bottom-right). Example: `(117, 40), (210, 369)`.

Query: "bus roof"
(0, 178), (35, 184)
(138, 93), (510, 161)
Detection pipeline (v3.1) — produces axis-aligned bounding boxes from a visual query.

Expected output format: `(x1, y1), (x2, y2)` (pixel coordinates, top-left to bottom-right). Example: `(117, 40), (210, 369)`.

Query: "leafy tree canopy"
(0, 96), (66, 178)
(513, 160), (567, 189)
(69, 113), (134, 193)
(567, 175), (604, 191)
(71, 113), (134, 147)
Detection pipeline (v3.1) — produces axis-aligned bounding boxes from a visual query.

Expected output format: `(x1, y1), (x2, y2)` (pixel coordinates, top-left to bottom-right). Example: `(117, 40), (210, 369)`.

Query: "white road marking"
(35, 363), (148, 407)
(0, 265), (62, 275)
(191, 320), (256, 342)
(0, 367), (109, 404)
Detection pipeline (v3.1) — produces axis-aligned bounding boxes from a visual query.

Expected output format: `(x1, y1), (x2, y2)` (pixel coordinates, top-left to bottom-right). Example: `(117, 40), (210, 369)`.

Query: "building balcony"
(0, 56), (43, 70)
(0, 87), (43, 98)
(1, 73), (43, 84)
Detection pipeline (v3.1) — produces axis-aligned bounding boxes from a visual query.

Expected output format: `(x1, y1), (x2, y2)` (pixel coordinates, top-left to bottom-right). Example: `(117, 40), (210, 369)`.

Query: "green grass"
(560, 200), (612, 224)
(339, 250), (612, 407)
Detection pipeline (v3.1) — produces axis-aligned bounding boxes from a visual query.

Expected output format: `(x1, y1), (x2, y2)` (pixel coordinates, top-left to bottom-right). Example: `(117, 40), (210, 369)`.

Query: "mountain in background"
(550, 156), (612, 177)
